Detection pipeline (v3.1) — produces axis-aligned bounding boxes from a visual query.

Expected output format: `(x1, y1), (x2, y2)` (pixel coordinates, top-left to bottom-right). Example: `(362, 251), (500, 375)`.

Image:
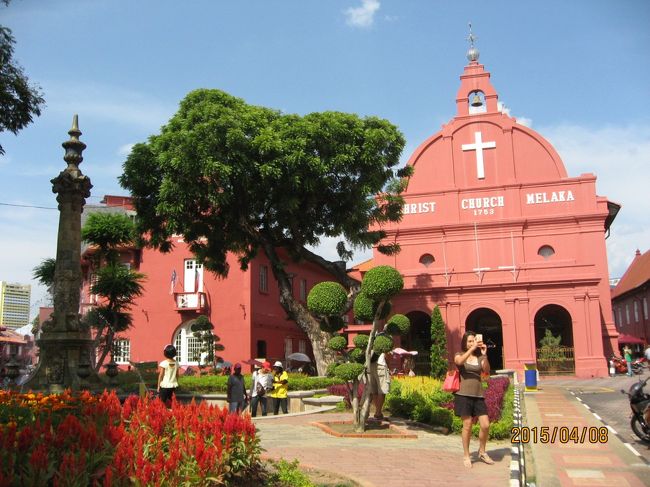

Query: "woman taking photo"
(454, 331), (494, 468)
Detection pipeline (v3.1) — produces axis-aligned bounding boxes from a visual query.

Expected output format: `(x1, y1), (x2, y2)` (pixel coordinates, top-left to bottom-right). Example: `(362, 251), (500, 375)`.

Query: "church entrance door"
(465, 308), (504, 370)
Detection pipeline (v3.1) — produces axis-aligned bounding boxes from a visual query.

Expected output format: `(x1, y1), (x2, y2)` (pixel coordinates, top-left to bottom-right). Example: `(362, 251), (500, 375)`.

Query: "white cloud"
(539, 123), (650, 278)
(117, 143), (135, 157)
(344, 0), (380, 28)
(498, 101), (532, 127)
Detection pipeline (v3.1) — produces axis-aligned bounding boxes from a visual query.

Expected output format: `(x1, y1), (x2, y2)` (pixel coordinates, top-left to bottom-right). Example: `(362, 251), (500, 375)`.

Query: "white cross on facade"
(461, 131), (496, 179)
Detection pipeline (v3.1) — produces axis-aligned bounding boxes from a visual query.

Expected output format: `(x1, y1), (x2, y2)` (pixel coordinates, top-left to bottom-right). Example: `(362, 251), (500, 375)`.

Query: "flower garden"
(0, 390), (260, 486)
(328, 375), (514, 439)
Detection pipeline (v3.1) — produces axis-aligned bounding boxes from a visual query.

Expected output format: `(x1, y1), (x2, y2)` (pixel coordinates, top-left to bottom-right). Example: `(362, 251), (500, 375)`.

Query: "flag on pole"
(170, 269), (177, 295)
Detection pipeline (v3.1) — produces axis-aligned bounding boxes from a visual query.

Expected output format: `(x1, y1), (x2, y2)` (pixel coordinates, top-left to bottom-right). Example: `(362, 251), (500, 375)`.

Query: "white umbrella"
(392, 347), (418, 356)
(287, 352), (311, 362)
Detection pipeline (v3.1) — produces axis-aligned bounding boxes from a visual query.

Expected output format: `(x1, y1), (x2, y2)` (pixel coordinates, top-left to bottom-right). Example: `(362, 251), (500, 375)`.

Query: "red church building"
(357, 43), (619, 378)
(79, 196), (333, 369)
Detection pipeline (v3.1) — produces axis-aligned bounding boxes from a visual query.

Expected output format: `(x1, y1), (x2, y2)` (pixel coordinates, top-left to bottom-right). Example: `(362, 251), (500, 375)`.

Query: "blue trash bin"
(524, 363), (537, 391)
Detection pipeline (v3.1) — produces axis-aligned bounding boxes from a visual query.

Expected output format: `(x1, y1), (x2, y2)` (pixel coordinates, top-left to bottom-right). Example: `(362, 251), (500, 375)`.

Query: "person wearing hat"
(157, 344), (179, 405)
(250, 361), (273, 417)
(270, 361), (289, 415)
(227, 363), (247, 413)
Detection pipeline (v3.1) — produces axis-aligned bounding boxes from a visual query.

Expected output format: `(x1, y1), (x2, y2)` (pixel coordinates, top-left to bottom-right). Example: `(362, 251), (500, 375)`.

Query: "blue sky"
(1, 0), (649, 325)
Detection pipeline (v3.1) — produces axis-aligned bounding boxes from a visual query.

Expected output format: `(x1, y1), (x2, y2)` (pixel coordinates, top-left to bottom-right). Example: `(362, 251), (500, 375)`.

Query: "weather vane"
(466, 22), (480, 62)
(467, 22), (477, 48)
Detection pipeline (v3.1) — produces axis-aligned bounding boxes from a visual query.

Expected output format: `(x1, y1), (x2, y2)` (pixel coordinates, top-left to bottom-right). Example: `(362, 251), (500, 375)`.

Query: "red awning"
(618, 333), (644, 345)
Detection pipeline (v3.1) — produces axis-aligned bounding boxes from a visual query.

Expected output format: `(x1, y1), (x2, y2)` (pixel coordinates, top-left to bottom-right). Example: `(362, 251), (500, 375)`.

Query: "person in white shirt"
(250, 361), (273, 417)
(157, 344), (179, 405)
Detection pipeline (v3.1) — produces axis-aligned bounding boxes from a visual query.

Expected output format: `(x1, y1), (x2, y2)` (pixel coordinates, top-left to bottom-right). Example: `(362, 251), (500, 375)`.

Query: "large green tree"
(0, 1), (45, 155)
(120, 89), (409, 374)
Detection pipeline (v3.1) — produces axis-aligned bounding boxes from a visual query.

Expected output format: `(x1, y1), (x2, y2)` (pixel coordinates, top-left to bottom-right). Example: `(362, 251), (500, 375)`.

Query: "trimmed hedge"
(121, 372), (344, 394)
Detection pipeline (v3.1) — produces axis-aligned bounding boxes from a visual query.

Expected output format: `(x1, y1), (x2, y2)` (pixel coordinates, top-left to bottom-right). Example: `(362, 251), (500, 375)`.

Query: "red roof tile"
(612, 249), (650, 298)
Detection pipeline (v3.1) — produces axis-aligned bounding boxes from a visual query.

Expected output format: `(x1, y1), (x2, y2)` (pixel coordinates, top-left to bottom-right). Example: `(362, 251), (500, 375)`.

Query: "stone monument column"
(25, 115), (104, 392)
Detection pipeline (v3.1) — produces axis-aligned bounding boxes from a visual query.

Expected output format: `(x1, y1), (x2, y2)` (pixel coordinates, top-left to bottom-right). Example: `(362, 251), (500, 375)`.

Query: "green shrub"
(353, 333), (369, 349)
(269, 459), (315, 487)
(328, 335), (348, 351)
(372, 334), (393, 354)
(349, 348), (365, 363)
(361, 265), (403, 300)
(385, 313), (410, 335)
(334, 363), (365, 381)
(307, 282), (348, 316)
(430, 406), (454, 430)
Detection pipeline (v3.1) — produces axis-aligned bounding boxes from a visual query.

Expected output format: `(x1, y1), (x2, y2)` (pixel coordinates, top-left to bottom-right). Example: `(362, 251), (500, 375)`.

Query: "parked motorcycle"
(632, 356), (648, 372)
(611, 355), (643, 375)
(621, 376), (650, 443)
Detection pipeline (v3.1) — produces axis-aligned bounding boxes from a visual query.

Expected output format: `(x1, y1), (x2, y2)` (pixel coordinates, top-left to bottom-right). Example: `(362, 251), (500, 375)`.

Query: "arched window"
(173, 322), (202, 366)
(538, 245), (555, 259)
(419, 253), (435, 267)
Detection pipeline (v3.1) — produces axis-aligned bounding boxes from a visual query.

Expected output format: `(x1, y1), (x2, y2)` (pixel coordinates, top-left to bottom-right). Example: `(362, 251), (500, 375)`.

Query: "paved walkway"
(522, 378), (650, 487)
(254, 375), (650, 486)
(255, 412), (512, 486)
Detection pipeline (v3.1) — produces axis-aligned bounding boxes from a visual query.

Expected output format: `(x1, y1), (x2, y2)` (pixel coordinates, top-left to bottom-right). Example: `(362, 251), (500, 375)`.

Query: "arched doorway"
(172, 320), (202, 366)
(465, 308), (504, 370)
(404, 310), (431, 375)
(534, 304), (574, 374)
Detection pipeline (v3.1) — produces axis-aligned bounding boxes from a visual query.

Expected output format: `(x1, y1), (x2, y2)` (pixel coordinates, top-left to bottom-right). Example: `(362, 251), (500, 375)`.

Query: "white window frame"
(173, 323), (202, 366)
(644, 298), (648, 320)
(113, 338), (131, 364)
(626, 304), (630, 325)
(634, 301), (639, 322)
(298, 339), (307, 354)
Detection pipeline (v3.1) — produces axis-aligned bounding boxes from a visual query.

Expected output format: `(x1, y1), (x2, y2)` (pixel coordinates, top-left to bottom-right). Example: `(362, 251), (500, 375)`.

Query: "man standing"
(270, 361), (289, 415)
(250, 361), (273, 417)
(623, 346), (633, 377)
(227, 363), (247, 413)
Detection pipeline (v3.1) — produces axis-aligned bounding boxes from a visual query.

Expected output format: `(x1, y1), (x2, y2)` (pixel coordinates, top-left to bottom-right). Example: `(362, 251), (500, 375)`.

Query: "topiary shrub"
(385, 313), (410, 335)
(349, 348), (365, 363)
(328, 335), (348, 352)
(360, 265), (404, 301)
(326, 362), (338, 378)
(334, 362), (365, 382)
(307, 281), (348, 316)
(353, 334), (369, 349)
(373, 334), (393, 354)
(353, 292), (391, 322)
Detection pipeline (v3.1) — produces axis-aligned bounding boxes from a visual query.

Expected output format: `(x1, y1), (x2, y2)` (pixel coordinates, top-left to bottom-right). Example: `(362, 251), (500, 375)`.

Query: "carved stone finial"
(466, 22), (480, 62)
(62, 114), (87, 171)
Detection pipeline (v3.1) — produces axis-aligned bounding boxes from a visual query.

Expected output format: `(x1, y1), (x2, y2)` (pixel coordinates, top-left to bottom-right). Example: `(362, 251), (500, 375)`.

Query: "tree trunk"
(354, 301), (387, 432)
(351, 380), (363, 431)
(95, 328), (113, 371)
(260, 240), (339, 375)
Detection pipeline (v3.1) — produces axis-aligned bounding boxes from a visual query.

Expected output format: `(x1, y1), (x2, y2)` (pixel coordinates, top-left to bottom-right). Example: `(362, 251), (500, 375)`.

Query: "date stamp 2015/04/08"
(511, 426), (608, 444)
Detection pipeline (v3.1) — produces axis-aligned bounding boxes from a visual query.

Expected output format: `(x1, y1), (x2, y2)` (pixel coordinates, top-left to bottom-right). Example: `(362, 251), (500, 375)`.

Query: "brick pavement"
(254, 412), (512, 487)
(523, 382), (650, 487)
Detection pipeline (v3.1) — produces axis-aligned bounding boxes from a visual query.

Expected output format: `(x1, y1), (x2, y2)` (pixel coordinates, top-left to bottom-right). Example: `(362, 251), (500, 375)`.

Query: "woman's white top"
(159, 359), (179, 388)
